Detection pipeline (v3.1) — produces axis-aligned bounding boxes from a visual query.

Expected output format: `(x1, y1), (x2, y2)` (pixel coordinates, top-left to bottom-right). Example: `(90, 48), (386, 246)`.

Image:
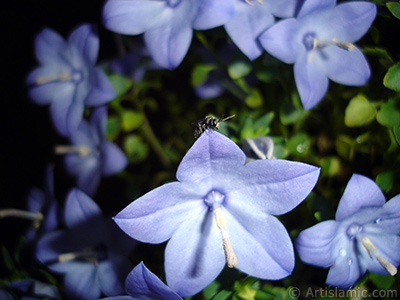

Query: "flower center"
(303, 32), (317, 51)
(167, 0), (182, 8)
(346, 223), (362, 238)
(204, 190), (225, 209)
(54, 145), (92, 157)
(35, 69), (84, 85)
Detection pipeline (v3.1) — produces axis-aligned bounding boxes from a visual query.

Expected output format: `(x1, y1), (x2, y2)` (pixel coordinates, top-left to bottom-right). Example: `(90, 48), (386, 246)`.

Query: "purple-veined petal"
(101, 141), (128, 176)
(63, 263), (100, 300)
(224, 1), (274, 60)
(144, 11), (193, 69)
(329, 1), (376, 42)
(114, 182), (205, 243)
(259, 18), (300, 64)
(176, 131), (246, 188)
(324, 46), (370, 86)
(103, 0), (166, 35)
(224, 207), (295, 279)
(193, 0), (234, 30)
(125, 262), (183, 300)
(296, 220), (338, 267)
(85, 67), (116, 106)
(34, 28), (67, 64)
(97, 256), (131, 296)
(64, 188), (102, 228)
(297, 0), (336, 19)
(294, 53), (329, 110)
(226, 159), (320, 215)
(68, 24), (99, 66)
(379, 195), (400, 235)
(335, 174), (385, 221)
(165, 209), (225, 297)
(325, 238), (362, 289)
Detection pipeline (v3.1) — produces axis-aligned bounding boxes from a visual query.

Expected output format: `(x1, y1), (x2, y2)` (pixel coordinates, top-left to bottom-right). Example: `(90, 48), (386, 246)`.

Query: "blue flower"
(102, 262), (183, 300)
(224, 0), (298, 60)
(296, 174), (400, 289)
(114, 130), (320, 297)
(56, 106), (128, 196)
(102, 0), (234, 69)
(26, 24), (116, 136)
(8, 279), (61, 300)
(36, 188), (136, 300)
(259, 0), (376, 110)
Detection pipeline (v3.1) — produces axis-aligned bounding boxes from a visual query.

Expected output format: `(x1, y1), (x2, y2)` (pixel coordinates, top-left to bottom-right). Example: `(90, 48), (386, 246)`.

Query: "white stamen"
(308, 37), (355, 62)
(361, 237), (397, 276)
(214, 207), (238, 268)
(58, 248), (98, 265)
(54, 145), (92, 157)
(35, 72), (71, 85)
(0, 209), (43, 222)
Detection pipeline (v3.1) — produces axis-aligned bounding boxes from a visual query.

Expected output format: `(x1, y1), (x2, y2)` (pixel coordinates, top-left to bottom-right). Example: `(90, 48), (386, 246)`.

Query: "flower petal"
(114, 182), (205, 243)
(101, 141), (128, 176)
(294, 53), (329, 110)
(193, 0), (234, 30)
(225, 208), (295, 279)
(296, 220), (338, 267)
(165, 210), (225, 297)
(259, 18), (299, 64)
(90, 106), (107, 139)
(324, 46), (371, 86)
(335, 174), (385, 221)
(64, 188), (102, 228)
(297, 0), (336, 19)
(176, 131), (246, 189)
(379, 195), (400, 235)
(102, 0), (165, 35)
(34, 28), (67, 64)
(68, 24), (99, 66)
(329, 1), (377, 42)
(85, 67), (116, 106)
(63, 263), (100, 300)
(227, 159), (320, 215)
(224, 2), (274, 60)
(125, 262), (183, 300)
(97, 256), (131, 296)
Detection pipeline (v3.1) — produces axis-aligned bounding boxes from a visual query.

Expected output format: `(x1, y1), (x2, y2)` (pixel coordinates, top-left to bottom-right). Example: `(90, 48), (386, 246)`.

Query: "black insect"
(192, 115), (235, 139)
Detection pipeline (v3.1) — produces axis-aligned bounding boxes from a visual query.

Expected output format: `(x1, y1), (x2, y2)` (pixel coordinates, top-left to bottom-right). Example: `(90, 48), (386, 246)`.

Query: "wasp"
(192, 115), (235, 139)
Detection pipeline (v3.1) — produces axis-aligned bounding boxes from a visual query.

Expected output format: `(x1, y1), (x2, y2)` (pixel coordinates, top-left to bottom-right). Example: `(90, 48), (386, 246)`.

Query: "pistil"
(361, 236), (397, 276)
(214, 207), (238, 268)
(308, 37), (355, 62)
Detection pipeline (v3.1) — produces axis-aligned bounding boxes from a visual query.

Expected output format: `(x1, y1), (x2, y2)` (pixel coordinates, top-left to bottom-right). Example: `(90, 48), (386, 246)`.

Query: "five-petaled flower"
(259, 0), (376, 110)
(102, 0), (234, 69)
(36, 188), (136, 300)
(296, 174), (400, 289)
(26, 24), (116, 136)
(55, 106), (128, 196)
(102, 262), (183, 300)
(114, 130), (320, 297)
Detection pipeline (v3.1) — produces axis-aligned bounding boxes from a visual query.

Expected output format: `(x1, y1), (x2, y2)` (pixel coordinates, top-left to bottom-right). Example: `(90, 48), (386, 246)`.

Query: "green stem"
(0, 209), (43, 222)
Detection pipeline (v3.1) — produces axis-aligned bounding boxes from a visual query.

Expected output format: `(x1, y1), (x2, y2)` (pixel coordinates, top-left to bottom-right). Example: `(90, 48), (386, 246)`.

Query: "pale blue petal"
(90, 106), (107, 139)
(101, 141), (128, 176)
(269, 0), (299, 18)
(335, 174), (385, 221)
(296, 220), (338, 267)
(85, 67), (116, 106)
(68, 24), (99, 66)
(297, 0), (336, 19)
(329, 2), (377, 42)
(103, 0), (165, 35)
(176, 131), (246, 189)
(27, 188), (46, 213)
(225, 1), (274, 60)
(224, 208), (294, 279)
(324, 46), (371, 86)
(165, 209), (225, 297)
(193, 0), (234, 30)
(294, 53), (329, 110)
(226, 159), (320, 215)
(98, 256), (130, 296)
(379, 195), (400, 234)
(34, 28), (67, 64)
(259, 18), (299, 64)
(63, 263), (100, 300)
(114, 182), (205, 243)
(48, 86), (77, 136)
(125, 262), (183, 300)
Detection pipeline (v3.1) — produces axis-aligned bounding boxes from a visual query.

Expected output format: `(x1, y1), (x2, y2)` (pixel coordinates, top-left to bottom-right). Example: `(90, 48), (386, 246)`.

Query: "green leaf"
(344, 95), (376, 127)
(228, 60), (252, 80)
(106, 116), (121, 140)
(191, 64), (216, 87)
(280, 101), (304, 125)
(387, 2), (400, 19)
(123, 134), (149, 162)
(394, 124), (400, 145)
(212, 290), (234, 300)
(122, 110), (143, 132)
(1, 246), (14, 272)
(286, 133), (310, 155)
(369, 273), (395, 289)
(320, 156), (341, 177)
(245, 89), (263, 108)
(384, 62), (400, 92)
(376, 171), (394, 193)
(376, 100), (400, 127)
(109, 73), (133, 97)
